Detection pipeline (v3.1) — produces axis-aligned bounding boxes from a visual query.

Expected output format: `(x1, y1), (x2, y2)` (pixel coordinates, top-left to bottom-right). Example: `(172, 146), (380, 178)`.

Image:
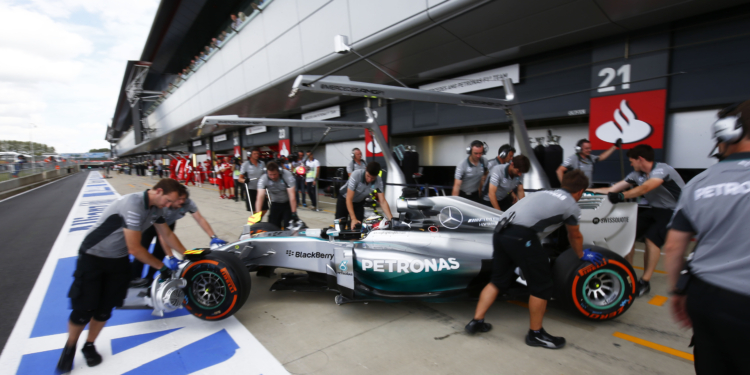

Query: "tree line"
(0, 140), (55, 155)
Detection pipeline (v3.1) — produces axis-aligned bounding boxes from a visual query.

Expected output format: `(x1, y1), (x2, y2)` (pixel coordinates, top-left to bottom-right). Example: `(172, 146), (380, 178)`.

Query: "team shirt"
(162, 198), (198, 225)
(454, 156), (488, 195)
(240, 159), (266, 189)
(561, 154), (599, 188)
(668, 152), (750, 297)
(482, 164), (522, 202)
(486, 156), (504, 172)
(214, 164), (223, 180)
(305, 159), (321, 182)
(502, 189), (581, 234)
(340, 169), (384, 203)
(347, 159), (366, 174)
(257, 169), (296, 203)
(624, 162), (684, 210)
(79, 191), (165, 258)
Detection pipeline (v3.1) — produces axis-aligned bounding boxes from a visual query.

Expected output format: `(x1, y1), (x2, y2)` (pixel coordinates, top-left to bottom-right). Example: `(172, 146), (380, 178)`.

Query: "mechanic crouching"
(466, 170), (604, 349)
(482, 155), (530, 211)
(335, 162), (394, 229)
(58, 179), (190, 372)
(255, 162), (299, 229)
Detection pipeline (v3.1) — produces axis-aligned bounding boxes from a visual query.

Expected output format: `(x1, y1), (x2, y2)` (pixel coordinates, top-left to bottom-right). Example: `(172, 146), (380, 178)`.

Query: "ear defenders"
(710, 102), (748, 159)
(575, 139), (588, 154)
(351, 148), (361, 159)
(466, 140), (488, 155)
(498, 144), (516, 159)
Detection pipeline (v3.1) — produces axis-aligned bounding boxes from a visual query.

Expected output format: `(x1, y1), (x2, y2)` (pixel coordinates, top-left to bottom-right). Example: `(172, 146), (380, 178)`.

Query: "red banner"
(278, 139), (290, 157)
(365, 125), (389, 157)
(589, 89), (666, 150)
(233, 146), (241, 158)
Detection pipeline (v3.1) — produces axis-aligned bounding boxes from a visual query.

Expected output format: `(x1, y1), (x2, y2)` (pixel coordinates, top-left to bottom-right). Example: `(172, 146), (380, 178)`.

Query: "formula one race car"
(211, 192), (639, 321)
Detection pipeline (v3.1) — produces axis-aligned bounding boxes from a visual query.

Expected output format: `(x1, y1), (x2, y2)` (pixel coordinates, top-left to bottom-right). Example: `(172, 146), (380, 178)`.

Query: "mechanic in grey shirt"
(239, 148), (267, 214)
(336, 162), (394, 229)
(486, 144), (515, 172)
(467, 170), (601, 350)
(58, 179), (188, 372)
(452, 140), (489, 203)
(346, 147), (366, 177)
(256, 162), (299, 229)
(557, 138), (620, 187)
(664, 102), (750, 374)
(588, 144), (685, 296)
(482, 155), (530, 211)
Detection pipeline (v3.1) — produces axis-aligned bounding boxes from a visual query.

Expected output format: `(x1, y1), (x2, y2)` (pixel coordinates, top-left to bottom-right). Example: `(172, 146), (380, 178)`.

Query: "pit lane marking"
(648, 295), (668, 306)
(612, 332), (693, 361)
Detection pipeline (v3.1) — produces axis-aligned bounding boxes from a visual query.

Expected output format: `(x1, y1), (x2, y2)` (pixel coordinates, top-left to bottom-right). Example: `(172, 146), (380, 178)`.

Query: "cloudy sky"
(0, 0), (159, 153)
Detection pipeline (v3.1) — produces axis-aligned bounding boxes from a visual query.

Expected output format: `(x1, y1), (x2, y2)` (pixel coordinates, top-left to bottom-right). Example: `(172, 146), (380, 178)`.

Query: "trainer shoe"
(526, 328), (566, 349)
(81, 342), (102, 367)
(56, 344), (76, 372)
(302, 203), (307, 207)
(636, 279), (651, 297)
(129, 278), (150, 288)
(465, 319), (492, 334)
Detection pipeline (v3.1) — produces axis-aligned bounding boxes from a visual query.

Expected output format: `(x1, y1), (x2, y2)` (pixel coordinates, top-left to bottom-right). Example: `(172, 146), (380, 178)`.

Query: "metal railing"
(0, 161), (76, 182)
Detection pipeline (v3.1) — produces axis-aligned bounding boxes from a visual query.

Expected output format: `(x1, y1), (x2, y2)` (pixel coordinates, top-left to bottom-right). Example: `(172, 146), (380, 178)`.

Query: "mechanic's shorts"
(490, 225), (554, 300)
(268, 201), (292, 229)
(69, 253), (131, 312)
(635, 207), (673, 248)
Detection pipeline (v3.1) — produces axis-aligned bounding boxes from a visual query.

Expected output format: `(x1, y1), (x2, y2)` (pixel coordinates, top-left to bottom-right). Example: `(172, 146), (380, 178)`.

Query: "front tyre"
(552, 247), (636, 321)
(181, 251), (251, 321)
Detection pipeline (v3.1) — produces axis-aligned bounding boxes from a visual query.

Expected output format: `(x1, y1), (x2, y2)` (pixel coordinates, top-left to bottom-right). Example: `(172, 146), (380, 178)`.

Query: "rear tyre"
(248, 222), (281, 236)
(552, 246), (636, 321)
(181, 251), (251, 321)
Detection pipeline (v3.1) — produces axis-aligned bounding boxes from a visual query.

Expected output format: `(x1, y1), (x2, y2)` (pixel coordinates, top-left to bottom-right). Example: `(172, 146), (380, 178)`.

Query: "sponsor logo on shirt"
(694, 182), (750, 200)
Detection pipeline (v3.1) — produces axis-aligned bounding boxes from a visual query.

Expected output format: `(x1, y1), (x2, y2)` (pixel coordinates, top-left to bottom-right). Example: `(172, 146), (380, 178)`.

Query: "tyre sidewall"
(181, 254), (247, 321)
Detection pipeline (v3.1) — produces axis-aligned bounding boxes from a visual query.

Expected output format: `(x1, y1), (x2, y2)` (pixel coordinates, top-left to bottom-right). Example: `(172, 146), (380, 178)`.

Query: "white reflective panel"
(300, 0), (350, 65)
(223, 66), (247, 103)
(206, 49), (226, 84)
(193, 68), (210, 93)
(266, 26), (304, 81)
(238, 15), (267, 60)
(296, 0), (330, 20)
(198, 89), (212, 118)
(348, 0), (427, 42)
(242, 48), (270, 93)
(326, 140), (366, 167)
(222, 33), (244, 70)
(208, 78), (228, 112)
(260, 0), (298, 43)
(666, 110), (719, 169)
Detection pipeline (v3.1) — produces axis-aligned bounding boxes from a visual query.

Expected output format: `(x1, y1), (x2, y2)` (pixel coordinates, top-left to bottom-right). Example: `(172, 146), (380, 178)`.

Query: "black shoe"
(526, 328), (566, 349)
(465, 319), (492, 334)
(81, 342), (102, 367)
(56, 344), (76, 372)
(130, 278), (150, 288)
(636, 279), (651, 297)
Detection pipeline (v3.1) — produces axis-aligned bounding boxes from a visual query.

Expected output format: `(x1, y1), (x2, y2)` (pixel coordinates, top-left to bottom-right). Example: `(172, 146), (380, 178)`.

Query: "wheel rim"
(191, 271), (227, 308)
(582, 269), (624, 310)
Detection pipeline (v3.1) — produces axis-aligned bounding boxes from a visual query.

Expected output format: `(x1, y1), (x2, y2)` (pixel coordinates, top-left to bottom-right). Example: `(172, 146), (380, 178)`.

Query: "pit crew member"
(57, 179), (189, 372)
(256, 162), (299, 229)
(665, 101), (750, 374)
(239, 148), (267, 214)
(347, 147), (366, 177)
(588, 144), (685, 296)
(487, 144), (516, 171)
(557, 138), (620, 187)
(466, 170), (600, 349)
(482, 155), (530, 211)
(452, 140), (488, 203)
(336, 161), (394, 229)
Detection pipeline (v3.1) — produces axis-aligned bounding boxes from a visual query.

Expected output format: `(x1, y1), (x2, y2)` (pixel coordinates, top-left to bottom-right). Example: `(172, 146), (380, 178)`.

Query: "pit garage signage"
(589, 89), (667, 150)
(365, 125), (389, 157)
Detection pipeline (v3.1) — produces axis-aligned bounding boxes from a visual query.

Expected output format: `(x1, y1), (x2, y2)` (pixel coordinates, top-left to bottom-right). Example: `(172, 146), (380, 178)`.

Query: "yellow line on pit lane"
(613, 332), (693, 361)
(128, 184), (136, 188)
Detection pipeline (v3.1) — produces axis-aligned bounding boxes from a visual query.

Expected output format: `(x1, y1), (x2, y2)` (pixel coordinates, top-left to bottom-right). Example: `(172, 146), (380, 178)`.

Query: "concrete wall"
(0, 165), (81, 194)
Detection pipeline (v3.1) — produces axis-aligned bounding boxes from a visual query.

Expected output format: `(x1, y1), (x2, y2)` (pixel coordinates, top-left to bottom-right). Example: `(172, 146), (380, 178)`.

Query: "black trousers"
(296, 176), (306, 204)
(305, 182), (317, 207)
(490, 225), (554, 300)
(335, 195), (365, 227)
(130, 222), (175, 280)
(268, 201), (293, 229)
(245, 187), (269, 212)
(70, 253), (131, 312)
(459, 190), (481, 203)
(687, 277), (750, 375)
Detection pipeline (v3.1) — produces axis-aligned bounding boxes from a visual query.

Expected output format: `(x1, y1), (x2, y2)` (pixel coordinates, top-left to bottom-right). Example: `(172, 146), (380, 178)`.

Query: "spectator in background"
(211, 37), (221, 49)
(199, 51), (208, 62)
(292, 151), (306, 207)
(219, 31), (228, 43)
(233, 158), (242, 202)
(188, 60), (197, 71)
(305, 151), (320, 210)
(238, 11), (247, 23)
(230, 14), (241, 31)
(167, 83), (175, 93)
(204, 45), (213, 55)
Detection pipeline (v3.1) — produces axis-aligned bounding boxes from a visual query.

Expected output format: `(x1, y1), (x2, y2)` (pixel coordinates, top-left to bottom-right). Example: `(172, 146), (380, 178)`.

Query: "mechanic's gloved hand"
(615, 138), (623, 148)
(581, 249), (605, 266)
(166, 256), (180, 271)
(607, 192), (625, 204)
(158, 266), (173, 281)
(290, 212), (299, 222)
(210, 235), (227, 247)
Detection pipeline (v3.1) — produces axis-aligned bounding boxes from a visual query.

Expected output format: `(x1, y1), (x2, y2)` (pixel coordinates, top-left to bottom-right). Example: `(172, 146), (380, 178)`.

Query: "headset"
(351, 147), (361, 159)
(575, 139), (589, 154)
(710, 102), (748, 159)
(466, 140), (488, 155)
(498, 144), (516, 159)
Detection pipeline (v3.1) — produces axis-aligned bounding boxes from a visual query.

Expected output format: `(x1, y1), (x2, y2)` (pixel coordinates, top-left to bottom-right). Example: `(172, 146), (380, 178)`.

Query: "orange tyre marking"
(181, 260), (219, 277)
(206, 295), (237, 320)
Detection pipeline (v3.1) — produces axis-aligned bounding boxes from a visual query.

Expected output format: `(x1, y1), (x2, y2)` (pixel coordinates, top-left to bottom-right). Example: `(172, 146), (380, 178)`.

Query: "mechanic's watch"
(211, 235), (218, 239)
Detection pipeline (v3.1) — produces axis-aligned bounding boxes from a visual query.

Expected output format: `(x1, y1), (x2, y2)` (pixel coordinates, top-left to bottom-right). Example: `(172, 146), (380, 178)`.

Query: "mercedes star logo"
(439, 206), (463, 229)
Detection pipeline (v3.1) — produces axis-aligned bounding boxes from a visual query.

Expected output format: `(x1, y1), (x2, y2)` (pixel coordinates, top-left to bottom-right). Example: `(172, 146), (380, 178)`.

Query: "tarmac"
(101, 171), (694, 375)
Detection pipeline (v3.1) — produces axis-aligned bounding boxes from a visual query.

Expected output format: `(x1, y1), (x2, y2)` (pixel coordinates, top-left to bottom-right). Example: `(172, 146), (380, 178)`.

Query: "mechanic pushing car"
(588, 144), (685, 296)
(255, 161), (300, 229)
(664, 100), (750, 375)
(482, 154), (530, 211)
(452, 140), (489, 203)
(130, 188), (228, 286)
(335, 161), (394, 229)
(466, 170), (604, 349)
(239, 148), (267, 214)
(57, 179), (190, 372)
(556, 138), (621, 187)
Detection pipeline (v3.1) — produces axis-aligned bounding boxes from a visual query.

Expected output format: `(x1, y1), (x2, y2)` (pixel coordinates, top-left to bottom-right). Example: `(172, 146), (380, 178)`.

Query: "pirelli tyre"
(552, 247), (637, 321)
(181, 251), (251, 321)
(248, 222), (281, 236)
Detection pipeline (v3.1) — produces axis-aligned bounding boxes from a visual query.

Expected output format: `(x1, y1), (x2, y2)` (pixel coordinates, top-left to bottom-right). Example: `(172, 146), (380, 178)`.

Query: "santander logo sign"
(589, 90), (666, 150)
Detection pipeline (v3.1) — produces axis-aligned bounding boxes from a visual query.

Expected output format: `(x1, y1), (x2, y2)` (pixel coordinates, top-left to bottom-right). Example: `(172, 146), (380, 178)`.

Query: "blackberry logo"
(286, 250), (293, 256)
(593, 217), (629, 224)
